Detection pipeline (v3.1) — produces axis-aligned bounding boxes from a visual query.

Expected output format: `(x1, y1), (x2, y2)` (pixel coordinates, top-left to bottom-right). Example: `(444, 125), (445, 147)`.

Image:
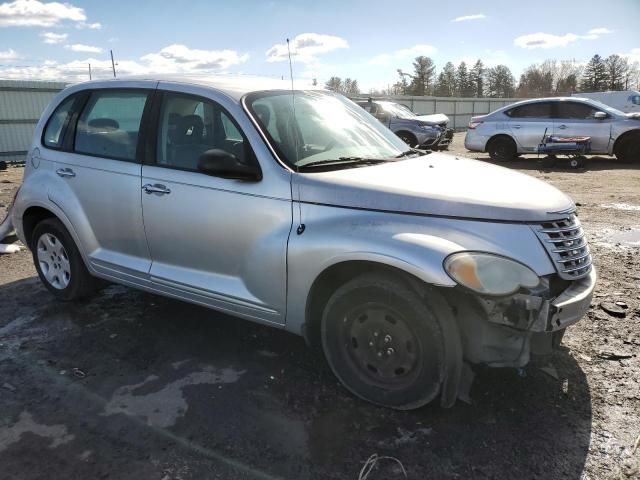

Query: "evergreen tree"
(409, 56), (436, 95)
(455, 61), (473, 97)
(434, 62), (456, 96)
(486, 65), (515, 97)
(469, 59), (485, 97)
(604, 54), (629, 90)
(581, 55), (609, 91)
(324, 76), (343, 93)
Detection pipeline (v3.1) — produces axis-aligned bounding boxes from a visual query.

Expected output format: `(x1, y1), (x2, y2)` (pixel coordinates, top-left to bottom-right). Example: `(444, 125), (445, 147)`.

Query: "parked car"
(11, 76), (595, 410)
(465, 97), (640, 161)
(356, 99), (453, 149)
(572, 90), (640, 113)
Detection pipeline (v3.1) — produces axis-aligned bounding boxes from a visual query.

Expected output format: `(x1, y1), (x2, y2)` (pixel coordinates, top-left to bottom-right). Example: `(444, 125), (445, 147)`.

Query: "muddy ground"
(0, 135), (639, 480)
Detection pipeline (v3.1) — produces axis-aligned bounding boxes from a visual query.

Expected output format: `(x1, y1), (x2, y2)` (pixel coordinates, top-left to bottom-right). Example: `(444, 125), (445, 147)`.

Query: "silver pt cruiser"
(10, 76), (596, 409)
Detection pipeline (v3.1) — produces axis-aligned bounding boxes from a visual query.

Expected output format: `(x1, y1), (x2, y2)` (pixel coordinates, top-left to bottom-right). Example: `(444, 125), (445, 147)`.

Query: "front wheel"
(396, 131), (417, 148)
(321, 274), (444, 410)
(616, 133), (640, 163)
(31, 218), (98, 301)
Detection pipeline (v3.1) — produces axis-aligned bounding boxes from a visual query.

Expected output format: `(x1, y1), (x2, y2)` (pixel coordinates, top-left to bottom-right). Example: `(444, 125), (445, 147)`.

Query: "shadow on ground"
(0, 278), (592, 479)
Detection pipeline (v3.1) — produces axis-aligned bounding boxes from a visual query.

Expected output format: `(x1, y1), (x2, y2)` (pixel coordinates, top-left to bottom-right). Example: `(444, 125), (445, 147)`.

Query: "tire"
(396, 131), (417, 148)
(487, 136), (517, 161)
(615, 133), (640, 163)
(321, 274), (444, 410)
(31, 218), (97, 301)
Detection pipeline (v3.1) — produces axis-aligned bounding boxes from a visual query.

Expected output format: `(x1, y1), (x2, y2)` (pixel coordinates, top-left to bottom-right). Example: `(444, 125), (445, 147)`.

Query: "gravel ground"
(0, 135), (639, 480)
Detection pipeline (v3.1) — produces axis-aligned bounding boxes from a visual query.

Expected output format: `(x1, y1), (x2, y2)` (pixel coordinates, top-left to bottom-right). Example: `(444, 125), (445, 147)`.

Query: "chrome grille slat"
(531, 213), (592, 280)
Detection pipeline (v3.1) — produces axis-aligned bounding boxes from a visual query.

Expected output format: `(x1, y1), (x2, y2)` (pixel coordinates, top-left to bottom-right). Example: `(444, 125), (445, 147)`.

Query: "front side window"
(156, 92), (252, 171)
(507, 102), (552, 118)
(630, 95), (640, 106)
(246, 91), (410, 170)
(555, 102), (599, 120)
(75, 90), (149, 161)
(43, 94), (76, 148)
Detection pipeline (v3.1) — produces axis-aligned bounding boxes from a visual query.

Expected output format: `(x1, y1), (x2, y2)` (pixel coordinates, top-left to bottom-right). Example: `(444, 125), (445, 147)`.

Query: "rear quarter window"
(42, 95), (77, 149)
(506, 102), (552, 118)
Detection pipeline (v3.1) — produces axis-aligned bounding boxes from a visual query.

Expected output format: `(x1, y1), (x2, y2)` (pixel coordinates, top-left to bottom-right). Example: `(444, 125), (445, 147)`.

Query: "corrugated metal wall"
(0, 80), (66, 163)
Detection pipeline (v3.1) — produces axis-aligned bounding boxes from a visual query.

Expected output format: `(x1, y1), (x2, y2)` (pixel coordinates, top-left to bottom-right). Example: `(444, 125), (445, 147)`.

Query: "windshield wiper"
(395, 148), (426, 158)
(297, 157), (392, 171)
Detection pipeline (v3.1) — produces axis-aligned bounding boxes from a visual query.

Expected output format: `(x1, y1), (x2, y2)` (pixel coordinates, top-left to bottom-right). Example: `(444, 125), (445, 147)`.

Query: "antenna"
(286, 38), (294, 91)
(110, 50), (117, 78)
(88, 63), (92, 80)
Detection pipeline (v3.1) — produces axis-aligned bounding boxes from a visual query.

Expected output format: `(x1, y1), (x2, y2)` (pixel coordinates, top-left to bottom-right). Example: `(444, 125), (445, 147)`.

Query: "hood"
(417, 113), (449, 125)
(294, 153), (575, 222)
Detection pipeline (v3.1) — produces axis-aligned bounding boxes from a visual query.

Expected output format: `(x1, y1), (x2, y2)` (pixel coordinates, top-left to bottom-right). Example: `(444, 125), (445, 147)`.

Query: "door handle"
(513, 124), (521, 129)
(56, 168), (75, 178)
(142, 183), (171, 195)
(558, 124), (567, 130)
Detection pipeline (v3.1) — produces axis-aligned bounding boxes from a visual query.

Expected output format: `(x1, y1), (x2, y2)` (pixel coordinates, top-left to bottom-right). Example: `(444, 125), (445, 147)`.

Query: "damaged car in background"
(356, 99), (453, 150)
(10, 76), (595, 410)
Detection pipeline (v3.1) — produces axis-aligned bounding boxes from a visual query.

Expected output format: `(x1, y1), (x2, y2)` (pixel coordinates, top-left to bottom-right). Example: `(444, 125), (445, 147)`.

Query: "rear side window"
(506, 102), (552, 118)
(43, 95), (76, 148)
(75, 90), (149, 161)
(555, 102), (599, 120)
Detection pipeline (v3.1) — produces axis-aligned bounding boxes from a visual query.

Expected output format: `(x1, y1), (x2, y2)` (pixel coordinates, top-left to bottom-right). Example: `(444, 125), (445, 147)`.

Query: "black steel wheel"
(321, 274), (444, 410)
(487, 136), (517, 161)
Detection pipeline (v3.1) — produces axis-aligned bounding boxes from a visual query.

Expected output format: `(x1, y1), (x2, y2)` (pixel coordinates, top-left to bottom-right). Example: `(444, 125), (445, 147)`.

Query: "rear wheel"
(321, 274), (444, 410)
(31, 218), (98, 301)
(487, 136), (517, 161)
(615, 133), (640, 163)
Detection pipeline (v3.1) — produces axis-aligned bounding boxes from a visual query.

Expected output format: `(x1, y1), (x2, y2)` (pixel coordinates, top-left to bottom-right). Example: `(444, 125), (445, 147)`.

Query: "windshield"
(245, 91), (412, 169)
(379, 102), (417, 119)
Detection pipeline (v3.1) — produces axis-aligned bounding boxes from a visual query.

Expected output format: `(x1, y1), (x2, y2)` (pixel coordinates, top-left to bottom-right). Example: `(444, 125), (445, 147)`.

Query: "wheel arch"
(612, 129), (640, 156)
(485, 133), (517, 153)
(22, 206), (57, 249)
(395, 130), (418, 146)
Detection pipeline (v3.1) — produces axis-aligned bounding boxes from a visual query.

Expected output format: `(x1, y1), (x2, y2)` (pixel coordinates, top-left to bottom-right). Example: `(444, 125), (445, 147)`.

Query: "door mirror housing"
(197, 149), (262, 181)
(594, 111), (608, 120)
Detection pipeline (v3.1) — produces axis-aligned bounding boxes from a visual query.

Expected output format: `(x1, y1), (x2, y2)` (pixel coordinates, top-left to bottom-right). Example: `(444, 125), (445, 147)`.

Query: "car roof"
(70, 74), (324, 101)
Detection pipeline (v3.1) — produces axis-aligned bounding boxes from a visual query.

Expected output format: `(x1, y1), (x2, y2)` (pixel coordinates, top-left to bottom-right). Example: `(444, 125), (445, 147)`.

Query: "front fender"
(285, 203), (555, 335)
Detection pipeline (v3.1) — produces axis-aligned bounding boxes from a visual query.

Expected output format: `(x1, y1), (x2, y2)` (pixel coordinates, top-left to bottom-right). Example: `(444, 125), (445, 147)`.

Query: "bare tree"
(605, 54), (629, 90)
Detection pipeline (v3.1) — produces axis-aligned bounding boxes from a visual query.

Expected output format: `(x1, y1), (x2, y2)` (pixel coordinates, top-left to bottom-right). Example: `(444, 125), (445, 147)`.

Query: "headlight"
(444, 252), (540, 296)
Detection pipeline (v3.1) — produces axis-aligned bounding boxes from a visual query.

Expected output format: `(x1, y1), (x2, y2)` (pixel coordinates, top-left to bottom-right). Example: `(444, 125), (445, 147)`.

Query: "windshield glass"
(379, 102), (417, 119)
(245, 91), (412, 169)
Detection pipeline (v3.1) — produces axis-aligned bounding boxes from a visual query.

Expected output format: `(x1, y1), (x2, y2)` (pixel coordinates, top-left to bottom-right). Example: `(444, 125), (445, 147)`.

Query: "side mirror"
(594, 111), (607, 120)
(197, 149), (261, 181)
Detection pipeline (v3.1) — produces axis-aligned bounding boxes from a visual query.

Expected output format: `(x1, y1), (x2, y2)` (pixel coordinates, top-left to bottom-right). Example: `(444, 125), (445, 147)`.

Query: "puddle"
(102, 366), (245, 427)
(0, 411), (74, 452)
(601, 203), (640, 212)
(609, 230), (640, 247)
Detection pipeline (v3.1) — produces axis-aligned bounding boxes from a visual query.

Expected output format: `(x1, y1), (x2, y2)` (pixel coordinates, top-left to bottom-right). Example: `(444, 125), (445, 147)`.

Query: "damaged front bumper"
(456, 267), (596, 368)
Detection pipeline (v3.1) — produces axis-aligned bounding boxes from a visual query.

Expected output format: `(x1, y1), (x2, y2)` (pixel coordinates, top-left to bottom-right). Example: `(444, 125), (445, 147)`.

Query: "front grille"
(532, 214), (592, 280)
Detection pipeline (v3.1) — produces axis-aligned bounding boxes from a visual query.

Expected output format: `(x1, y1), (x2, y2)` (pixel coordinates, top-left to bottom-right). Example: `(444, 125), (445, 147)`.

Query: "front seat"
(168, 114), (208, 170)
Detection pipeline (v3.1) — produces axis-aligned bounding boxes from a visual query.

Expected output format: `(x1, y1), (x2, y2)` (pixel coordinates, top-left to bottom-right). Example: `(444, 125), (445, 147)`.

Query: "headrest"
(174, 114), (204, 143)
(88, 118), (119, 130)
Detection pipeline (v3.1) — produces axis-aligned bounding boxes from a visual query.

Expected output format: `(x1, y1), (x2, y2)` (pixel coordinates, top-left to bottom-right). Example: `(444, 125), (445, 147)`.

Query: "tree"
(434, 62), (456, 96)
(469, 59), (485, 97)
(581, 55), (609, 91)
(393, 69), (411, 95)
(486, 65), (515, 97)
(517, 64), (553, 97)
(343, 78), (360, 95)
(455, 61), (473, 97)
(605, 54), (629, 90)
(409, 56), (436, 95)
(325, 76), (343, 93)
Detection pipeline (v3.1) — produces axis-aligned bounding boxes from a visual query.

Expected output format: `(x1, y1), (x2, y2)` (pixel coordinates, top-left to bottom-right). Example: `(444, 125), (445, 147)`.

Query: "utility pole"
(88, 63), (92, 80)
(110, 50), (116, 78)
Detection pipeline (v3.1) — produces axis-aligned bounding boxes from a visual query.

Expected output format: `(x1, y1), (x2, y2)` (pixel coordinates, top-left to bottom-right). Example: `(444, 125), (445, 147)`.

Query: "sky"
(0, 0), (638, 91)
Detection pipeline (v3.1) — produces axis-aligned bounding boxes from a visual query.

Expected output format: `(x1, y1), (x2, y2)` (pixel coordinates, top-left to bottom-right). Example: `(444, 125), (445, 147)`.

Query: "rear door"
(506, 102), (554, 152)
(49, 86), (153, 279)
(553, 101), (613, 153)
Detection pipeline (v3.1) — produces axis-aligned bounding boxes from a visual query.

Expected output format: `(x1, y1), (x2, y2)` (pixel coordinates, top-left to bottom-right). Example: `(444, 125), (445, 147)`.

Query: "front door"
(48, 87), (152, 279)
(507, 101), (554, 152)
(553, 101), (613, 154)
(141, 90), (291, 325)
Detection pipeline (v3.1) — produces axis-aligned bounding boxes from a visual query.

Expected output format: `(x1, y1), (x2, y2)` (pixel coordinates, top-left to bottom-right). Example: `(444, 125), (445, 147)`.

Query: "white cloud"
(0, 0), (86, 27)
(266, 33), (348, 63)
(40, 31), (66, 44)
(65, 43), (102, 53)
(452, 14), (486, 22)
(0, 48), (19, 60)
(621, 47), (640, 64)
(368, 44), (437, 66)
(514, 27), (612, 49)
(141, 44), (248, 71)
(76, 21), (101, 29)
